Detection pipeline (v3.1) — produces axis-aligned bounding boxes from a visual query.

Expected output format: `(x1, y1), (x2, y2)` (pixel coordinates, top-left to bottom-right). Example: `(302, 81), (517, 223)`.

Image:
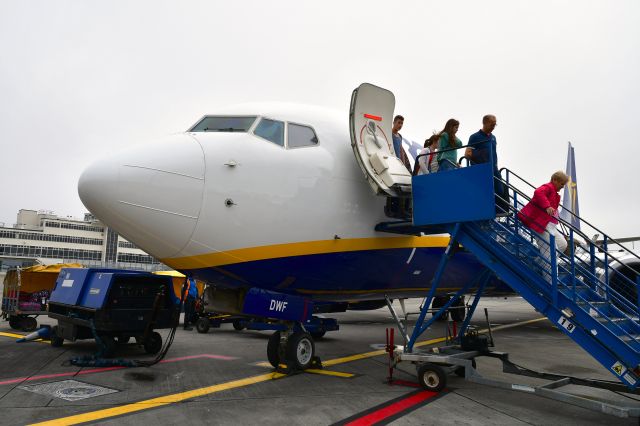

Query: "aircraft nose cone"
(78, 134), (205, 259)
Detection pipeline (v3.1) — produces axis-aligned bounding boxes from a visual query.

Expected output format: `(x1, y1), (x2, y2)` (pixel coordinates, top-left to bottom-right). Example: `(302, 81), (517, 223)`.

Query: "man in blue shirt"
(465, 115), (510, 214)
(391, 115), (411, 172)
(183, 278), (199, 330)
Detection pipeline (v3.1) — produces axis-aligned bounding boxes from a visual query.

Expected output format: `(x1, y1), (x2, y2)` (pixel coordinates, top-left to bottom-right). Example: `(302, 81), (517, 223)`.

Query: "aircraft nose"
(78, 134), (205, 259)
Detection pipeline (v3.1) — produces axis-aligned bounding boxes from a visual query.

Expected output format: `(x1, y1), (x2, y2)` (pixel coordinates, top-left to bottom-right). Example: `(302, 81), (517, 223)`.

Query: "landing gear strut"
(266, 326), (321, 372)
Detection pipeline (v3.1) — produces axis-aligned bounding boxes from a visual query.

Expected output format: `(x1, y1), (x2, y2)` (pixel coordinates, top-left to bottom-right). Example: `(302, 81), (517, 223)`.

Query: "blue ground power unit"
(47, 268), (177, 356)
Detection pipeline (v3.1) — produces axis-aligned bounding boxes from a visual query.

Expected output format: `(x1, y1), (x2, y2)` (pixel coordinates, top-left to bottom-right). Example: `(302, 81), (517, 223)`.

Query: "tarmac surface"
(1, 297), (639, 425)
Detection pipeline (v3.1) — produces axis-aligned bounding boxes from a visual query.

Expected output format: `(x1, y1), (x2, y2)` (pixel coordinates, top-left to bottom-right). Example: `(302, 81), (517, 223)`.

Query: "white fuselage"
(78, 103), (482, 301)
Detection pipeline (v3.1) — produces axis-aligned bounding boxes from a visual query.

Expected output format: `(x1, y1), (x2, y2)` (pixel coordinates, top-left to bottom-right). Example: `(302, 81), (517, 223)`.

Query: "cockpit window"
(288, 123), (318, 148)
(253, 118), (284, 147)
(190, 116), (257, 132)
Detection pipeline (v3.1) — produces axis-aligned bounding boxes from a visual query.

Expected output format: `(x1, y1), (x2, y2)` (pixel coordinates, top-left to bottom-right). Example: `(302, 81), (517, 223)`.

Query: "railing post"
(569, 229), (575, 302)
(636, 275), (640, 319)
(550, 234), (558, 306)
(604, 236), (610, 300)
(589, 243), (596, 290)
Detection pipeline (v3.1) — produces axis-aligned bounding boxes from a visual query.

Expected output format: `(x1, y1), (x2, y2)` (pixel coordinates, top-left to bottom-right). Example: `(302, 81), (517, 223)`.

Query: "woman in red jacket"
(517, 171), (569, 278)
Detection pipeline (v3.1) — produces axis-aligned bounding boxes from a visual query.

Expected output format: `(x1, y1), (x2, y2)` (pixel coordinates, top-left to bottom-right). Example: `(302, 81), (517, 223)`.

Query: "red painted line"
(345, 390), (438, 426)
(364, 113), (382, 121)
(0, 354), (237, 386)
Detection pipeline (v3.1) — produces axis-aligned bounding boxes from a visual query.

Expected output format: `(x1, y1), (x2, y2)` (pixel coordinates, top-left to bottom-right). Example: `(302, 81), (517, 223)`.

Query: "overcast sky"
(1, 1), (639, 238)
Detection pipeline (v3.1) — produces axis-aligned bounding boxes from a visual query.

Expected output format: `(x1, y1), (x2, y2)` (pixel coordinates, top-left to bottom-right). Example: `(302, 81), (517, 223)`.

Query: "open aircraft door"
(349, 83), (412, 197)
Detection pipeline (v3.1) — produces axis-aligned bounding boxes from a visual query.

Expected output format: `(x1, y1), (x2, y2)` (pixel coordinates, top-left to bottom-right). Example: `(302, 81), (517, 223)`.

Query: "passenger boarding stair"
(377, 162), (640, 389)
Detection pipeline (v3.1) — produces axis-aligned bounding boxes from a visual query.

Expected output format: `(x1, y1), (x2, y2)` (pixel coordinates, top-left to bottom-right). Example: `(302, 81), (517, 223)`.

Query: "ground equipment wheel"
(431, 296), (449, 321)
(267, 331), (282, 368)
(144, 332), (163, 354)
(50, 326), (64, 347)
(196, 317), (210, 334)
(450, 297), (466, 323)
(232, 319), (245, 331)
(285, 331), (315, 370)
(8, 316), (21, 330)
(417, 363), (447, 392)
(454, 359), (477, 378)
(21, 316), (38, 332)
(310, 330), (326, 339)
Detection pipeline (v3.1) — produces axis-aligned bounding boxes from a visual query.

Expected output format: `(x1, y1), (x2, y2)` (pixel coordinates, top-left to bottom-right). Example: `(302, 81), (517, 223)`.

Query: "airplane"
(77, 83), (496, 368)
(77, 83), (636, 371)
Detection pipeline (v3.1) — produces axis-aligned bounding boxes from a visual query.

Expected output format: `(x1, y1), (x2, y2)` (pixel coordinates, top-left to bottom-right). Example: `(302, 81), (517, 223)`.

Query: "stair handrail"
(498, 168), (640, 300)
(498, 172), (640, 304)
(490, 170), (640, 333)
(500, 167), (640, 264)
(478, 215), (640, 347)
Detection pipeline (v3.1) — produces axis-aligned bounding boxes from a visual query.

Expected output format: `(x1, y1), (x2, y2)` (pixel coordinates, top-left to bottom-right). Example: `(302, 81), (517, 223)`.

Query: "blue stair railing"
(457, 167), (640, 388)
(385, 148), (640, 389)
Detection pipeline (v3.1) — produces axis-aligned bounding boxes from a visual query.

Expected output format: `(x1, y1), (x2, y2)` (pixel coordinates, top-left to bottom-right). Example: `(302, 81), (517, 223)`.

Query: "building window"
(118, 240), (137, 249)
(105, 228), (118, 263)
(0, 244), (102, 260)
(117, 253), (159, 264)
(0, 230), (103, 245)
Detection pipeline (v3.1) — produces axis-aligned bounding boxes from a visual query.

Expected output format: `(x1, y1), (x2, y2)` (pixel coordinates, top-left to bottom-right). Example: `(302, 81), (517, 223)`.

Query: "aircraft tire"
(196, 318), (210, 334)
(417, 363), (447, 392)
(286, 331), (315, 370)
(267, 331), (282, 368)
(431, 296), (449, 321)
(450, 297), (466, 322)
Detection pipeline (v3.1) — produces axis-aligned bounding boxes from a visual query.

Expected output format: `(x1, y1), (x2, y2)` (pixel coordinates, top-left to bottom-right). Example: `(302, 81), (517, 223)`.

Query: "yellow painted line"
(0, 331), (50, 344)
(163, 236), (450, 269)
(31, 316), (547, 426)
(254, 362), (354, 378)
(305, 369), (355, 378)
(30, 372), (285, 426)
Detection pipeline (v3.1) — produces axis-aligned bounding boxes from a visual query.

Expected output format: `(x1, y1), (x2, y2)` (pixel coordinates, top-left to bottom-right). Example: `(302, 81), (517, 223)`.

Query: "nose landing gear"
(267, 325), (322, 372)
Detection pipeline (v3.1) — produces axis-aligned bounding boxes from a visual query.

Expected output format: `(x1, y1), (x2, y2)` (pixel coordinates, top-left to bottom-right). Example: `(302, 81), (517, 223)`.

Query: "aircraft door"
(349, 83), (412, 197)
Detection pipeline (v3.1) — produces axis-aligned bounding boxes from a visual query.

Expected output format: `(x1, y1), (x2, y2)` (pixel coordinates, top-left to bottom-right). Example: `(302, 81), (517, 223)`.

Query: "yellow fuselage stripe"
(30, 317), (547, 426)
(162, 236), (450, 269)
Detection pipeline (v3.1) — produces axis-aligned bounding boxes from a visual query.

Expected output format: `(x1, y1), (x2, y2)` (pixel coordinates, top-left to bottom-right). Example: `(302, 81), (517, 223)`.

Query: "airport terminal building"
(0, 209), (162, 271)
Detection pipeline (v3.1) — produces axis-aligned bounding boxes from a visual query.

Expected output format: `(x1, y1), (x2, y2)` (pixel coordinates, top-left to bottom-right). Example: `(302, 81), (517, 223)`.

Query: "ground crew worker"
(183, 278), (198, 330)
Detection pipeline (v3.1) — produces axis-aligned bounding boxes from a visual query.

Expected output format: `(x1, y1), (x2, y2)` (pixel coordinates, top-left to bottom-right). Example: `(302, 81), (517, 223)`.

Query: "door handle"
(224, 160), (238, 167)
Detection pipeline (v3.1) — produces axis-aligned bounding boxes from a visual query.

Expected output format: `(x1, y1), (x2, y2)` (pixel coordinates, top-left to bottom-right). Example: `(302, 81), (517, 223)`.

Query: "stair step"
(619, 334), (640, 343)
(578, 301), (609, 306)
(596, 316), (637, 323)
